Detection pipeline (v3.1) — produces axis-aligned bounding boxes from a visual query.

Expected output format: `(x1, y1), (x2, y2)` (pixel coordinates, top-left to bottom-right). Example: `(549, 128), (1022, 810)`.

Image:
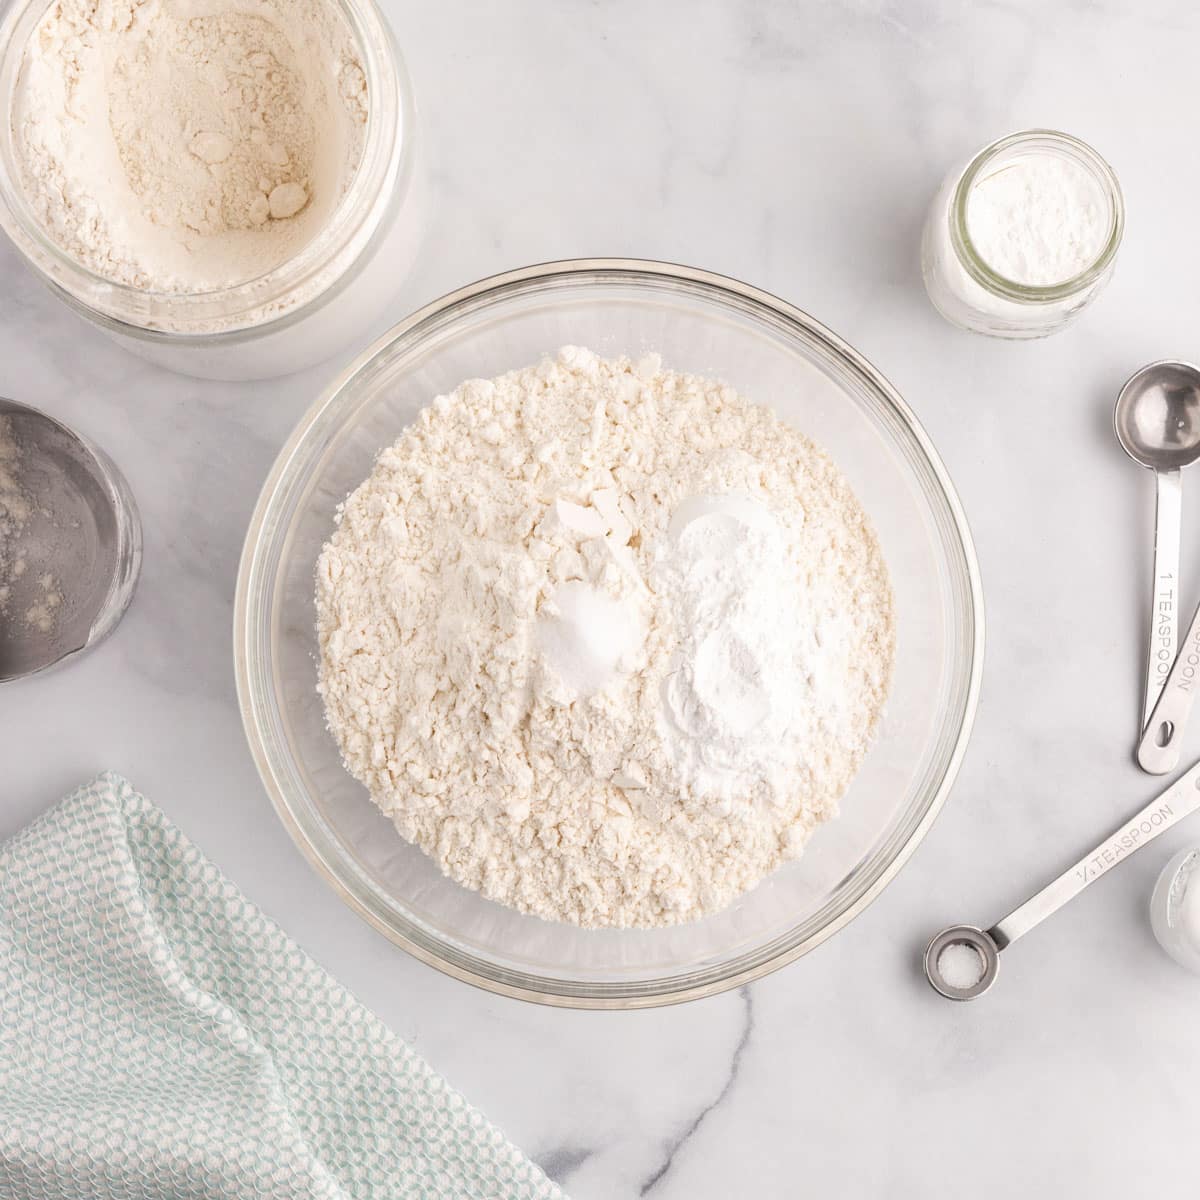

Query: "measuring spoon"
(924, 757), (1200, 1000)
(1114, 362), (1200, 733)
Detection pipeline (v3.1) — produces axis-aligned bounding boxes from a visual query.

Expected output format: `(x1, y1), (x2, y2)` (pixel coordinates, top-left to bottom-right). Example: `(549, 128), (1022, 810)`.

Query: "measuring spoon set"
(925, 360), (1200, 1000)
(1116, 361), (1200, 772)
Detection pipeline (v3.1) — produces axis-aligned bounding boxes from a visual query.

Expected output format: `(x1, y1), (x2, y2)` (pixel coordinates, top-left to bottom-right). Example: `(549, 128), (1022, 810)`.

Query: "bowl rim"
(234, 257), (986, 1009)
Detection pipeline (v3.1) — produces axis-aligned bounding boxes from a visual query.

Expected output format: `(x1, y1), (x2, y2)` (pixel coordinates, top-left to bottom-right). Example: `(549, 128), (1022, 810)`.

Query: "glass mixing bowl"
(235, 259), (984, 1008)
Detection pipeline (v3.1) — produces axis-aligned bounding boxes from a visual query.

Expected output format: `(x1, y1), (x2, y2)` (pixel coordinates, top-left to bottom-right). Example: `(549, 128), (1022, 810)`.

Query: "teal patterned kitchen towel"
(0, 772), (566, 1200)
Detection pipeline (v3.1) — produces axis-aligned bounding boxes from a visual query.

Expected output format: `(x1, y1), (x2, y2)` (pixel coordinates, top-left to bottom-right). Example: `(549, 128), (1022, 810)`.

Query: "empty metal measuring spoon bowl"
(0, 398), (141, 682)
(1114, 361), (1200, 731)
(924, 757), (1200, 1000)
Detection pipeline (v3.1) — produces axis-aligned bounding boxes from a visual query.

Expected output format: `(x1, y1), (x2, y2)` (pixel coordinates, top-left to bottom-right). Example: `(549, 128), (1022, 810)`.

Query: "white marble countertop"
(3, 1), (1198, 1195)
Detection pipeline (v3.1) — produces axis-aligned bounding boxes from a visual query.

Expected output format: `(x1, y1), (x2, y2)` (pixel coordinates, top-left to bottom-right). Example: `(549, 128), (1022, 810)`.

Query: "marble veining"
(3, 1), (1199, 1197)
(638, 988), (754, 1196)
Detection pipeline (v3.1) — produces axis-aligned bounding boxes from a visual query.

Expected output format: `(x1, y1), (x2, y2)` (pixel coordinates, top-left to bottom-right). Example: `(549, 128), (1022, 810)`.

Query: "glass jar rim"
(0, 0), (409, 337)
(950, 129), (1125, 304)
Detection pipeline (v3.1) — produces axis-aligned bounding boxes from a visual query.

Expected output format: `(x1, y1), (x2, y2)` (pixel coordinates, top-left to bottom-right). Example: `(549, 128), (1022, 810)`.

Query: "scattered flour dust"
(316, 348), (895, 928)
(0, 417), (62, 634)
(0, 417), (31, 613)
(24, 571), (64, 633)
(12, 0), (368, 294)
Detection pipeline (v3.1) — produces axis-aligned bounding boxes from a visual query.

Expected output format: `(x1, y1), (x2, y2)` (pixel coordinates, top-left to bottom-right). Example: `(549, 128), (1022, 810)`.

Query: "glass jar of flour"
(921, 130), (1124, 339)
(0, 0), (423, 381)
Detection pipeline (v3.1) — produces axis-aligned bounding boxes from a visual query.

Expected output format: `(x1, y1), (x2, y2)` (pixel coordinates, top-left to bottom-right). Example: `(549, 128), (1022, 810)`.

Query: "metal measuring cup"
(0, 398), (141, 682)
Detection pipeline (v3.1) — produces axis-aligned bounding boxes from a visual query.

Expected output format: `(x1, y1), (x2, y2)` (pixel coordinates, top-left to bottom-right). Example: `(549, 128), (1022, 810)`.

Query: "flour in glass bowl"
(316, 348), (895, 928)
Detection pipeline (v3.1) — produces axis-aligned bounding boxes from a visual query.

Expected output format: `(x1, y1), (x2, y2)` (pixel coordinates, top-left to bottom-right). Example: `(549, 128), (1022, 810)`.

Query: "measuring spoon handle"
(1143, 469), (1182, 729)
(1138, 596), (1200, 774)
(988, 759), (1200, 950)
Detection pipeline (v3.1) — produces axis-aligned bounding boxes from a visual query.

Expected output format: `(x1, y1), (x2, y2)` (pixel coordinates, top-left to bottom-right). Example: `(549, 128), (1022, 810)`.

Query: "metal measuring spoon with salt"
(925, 760), (1200, 999)
(0, 398), (141, 682)
(1114, 362), (1200, 739)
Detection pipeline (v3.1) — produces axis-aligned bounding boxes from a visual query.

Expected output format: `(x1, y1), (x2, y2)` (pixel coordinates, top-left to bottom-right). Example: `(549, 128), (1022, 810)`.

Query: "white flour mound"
(12, 0), (368, 293)
(316, 347), (895, 928)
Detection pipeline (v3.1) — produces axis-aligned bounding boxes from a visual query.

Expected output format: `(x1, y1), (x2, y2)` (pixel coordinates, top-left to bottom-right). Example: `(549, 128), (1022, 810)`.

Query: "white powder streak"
(655, 494), (819, 803)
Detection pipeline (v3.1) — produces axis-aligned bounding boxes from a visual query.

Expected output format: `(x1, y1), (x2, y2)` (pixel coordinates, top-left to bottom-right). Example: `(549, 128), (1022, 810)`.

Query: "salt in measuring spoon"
(924, 757), (1200, 1000)
(1114, 362), (1200, 733)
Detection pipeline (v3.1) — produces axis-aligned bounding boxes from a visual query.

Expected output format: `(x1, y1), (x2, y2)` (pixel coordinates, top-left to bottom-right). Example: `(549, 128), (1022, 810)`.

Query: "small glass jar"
(921, 130), (1124, 339)
(1150, 847), (1200, 974)
(0, 0), (424, 381)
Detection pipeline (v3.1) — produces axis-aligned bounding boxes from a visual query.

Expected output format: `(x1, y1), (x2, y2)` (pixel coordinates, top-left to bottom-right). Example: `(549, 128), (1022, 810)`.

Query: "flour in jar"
(316, 347), (895, 928)
(11, 0), (368, 295)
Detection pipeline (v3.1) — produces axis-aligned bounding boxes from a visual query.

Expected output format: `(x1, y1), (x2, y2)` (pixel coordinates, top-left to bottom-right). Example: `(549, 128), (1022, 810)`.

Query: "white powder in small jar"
(921, 131), (1122, 338)
(965, 155), (1109, 286)
(10, 0), (368, 296)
